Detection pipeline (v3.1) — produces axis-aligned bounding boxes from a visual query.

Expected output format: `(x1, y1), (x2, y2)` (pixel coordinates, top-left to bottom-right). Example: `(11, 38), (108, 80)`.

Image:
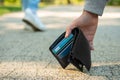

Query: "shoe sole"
(22, 19), (44, 32)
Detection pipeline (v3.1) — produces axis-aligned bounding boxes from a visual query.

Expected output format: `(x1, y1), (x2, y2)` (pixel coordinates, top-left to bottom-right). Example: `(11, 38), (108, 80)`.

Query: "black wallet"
(49, 28), (91, 71)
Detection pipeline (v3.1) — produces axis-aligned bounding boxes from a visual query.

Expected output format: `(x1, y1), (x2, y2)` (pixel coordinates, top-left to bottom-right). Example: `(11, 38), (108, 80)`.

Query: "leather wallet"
(49, 28), (91, 71)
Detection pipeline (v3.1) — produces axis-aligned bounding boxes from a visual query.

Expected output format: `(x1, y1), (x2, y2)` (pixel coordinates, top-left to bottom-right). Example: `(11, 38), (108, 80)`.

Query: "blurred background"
(0, 0), (120, 16)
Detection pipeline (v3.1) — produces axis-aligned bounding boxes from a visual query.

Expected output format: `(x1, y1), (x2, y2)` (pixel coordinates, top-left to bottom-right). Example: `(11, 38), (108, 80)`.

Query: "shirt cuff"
(84, 0), (108, 16)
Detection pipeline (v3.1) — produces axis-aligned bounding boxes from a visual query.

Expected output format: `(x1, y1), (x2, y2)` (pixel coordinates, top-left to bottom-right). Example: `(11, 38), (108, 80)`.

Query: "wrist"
(83, 10), (98, 18)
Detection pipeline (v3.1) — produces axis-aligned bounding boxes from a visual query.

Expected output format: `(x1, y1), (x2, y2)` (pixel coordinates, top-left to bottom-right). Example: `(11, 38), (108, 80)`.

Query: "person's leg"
(28, 0), (40, 14)
(21, 0), (29, 11)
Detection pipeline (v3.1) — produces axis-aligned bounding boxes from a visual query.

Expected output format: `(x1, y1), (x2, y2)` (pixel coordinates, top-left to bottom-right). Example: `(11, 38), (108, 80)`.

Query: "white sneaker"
(22, 8), (46, 31)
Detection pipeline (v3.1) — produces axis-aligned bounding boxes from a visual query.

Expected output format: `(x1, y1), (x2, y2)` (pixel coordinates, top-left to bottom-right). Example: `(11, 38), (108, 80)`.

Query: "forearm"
(84, 0), (108, 16)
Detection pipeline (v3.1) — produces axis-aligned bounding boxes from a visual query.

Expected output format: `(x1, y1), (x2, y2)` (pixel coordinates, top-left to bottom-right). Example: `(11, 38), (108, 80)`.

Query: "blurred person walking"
(21, 0), (46, 31)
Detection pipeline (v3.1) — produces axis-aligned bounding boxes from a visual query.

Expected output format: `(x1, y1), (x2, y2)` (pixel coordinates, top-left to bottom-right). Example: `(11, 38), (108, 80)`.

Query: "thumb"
(65, 20), (77, 38)
(65, 27), (72, 38)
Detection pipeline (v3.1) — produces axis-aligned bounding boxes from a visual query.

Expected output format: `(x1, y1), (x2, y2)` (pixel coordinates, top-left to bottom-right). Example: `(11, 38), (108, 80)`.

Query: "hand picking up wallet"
(49, 28), (91, 72)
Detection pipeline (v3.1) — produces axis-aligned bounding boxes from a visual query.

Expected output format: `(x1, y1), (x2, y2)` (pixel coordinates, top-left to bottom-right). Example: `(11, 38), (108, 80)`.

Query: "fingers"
(90, 45), (94, 50)
(89, 41), (94, 50)
(65, 21), (77, 38)
(65, 27), (72, 38)
(65, 26), (76, 38)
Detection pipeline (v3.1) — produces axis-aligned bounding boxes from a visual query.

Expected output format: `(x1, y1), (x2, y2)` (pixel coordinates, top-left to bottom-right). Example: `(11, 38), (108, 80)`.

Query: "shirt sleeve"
(84, 0), (108, 16)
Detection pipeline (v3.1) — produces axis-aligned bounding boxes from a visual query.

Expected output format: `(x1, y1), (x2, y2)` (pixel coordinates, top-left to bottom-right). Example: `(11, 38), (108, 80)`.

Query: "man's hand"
(65, 10), (98, 50)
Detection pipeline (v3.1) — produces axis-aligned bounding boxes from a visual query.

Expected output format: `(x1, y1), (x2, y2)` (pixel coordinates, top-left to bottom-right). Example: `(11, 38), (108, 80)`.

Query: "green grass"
(0, 6), (21, 15)
(0, 2), (51, 16)
(0, 0), (22, 15)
